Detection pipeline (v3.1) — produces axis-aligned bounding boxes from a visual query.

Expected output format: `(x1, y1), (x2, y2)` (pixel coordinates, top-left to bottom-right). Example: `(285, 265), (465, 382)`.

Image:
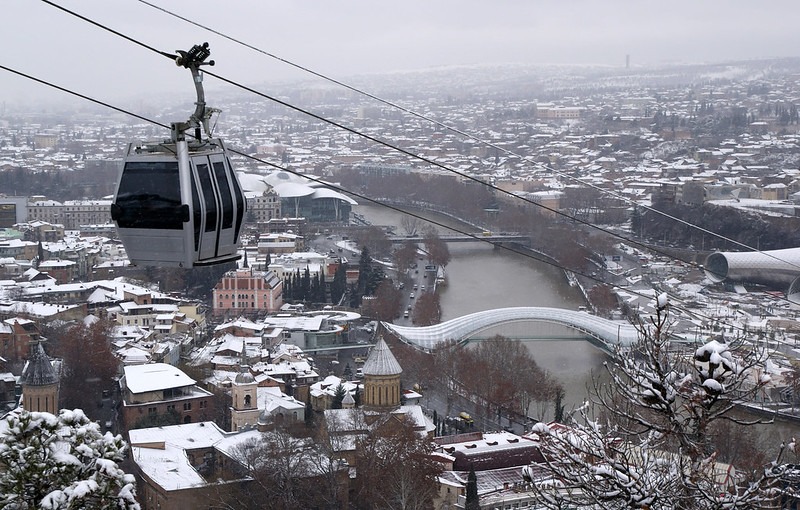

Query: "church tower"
(20, 340), (59, 414)
(230, 345), (259, 431)
(362, 337), (402, 409)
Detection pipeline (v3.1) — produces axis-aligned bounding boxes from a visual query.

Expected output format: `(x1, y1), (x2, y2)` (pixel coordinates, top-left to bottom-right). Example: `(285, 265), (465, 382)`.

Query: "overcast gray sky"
(2, 0), (800, 108)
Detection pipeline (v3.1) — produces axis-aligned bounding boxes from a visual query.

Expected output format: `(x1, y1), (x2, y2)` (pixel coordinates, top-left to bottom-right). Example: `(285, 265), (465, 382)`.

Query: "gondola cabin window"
(114, 161), (183, 230)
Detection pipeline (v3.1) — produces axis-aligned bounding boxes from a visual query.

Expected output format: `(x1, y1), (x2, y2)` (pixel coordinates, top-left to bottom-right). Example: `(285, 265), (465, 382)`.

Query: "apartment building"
(120, 363), (215, 431)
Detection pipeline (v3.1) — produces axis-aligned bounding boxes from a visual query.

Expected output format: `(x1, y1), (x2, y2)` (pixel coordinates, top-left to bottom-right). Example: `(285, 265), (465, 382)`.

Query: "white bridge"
(381, 307), (640, 352)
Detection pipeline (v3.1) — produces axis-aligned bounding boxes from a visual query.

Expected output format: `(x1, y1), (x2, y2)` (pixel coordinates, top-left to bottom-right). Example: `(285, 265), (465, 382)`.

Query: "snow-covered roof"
(362, 338), (402, 376)
(123, 363), (195, 394)
(273, 181), (315, 198)
(129, 422), (261, 491)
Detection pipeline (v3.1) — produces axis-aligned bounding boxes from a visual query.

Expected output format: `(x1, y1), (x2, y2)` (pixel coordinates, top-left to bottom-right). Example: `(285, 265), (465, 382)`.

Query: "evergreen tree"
(553, 387), (565, 424)
(315, 269), (326, 303)
(357, 247), (372, 297)
(465, 467), (480, 510)
(0, 409), (140, 509)
(305, 395), (314, 428)
(348, 283), (360, 308)
(283, 276), (292, 302)
(301, 266), (311, 302)
(310, 269), (321, 304)
(331, 263), (347, 305)
(332, 384), (347, 410)
(366, 262), (386, 295)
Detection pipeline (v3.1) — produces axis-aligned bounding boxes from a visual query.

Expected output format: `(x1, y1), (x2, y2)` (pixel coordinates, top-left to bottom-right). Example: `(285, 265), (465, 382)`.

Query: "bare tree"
(52, 318), (119, 417)
(466, 336), (559, 420)
(221, 428), (346, 510)
(351, 416), (442, 510)
(364, 279), (402, 321)
(400, 215), (421, 236)
(393, 240), (418, 275)
(783, 360), (800, 414)
(412, 291), (441, 326)
(432, 340), (463, 418)
(588, 284), (618, 316)
(354, 226), (392, 259)
(530, 300), (784, 509)
(423, 229), (451, 268)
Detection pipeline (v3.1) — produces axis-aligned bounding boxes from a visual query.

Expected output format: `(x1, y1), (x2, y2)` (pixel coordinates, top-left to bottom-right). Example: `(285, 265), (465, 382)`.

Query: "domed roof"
(20, 341), (58, 387)
(234, 370), (255, 384)
(362, 338), (402, 376)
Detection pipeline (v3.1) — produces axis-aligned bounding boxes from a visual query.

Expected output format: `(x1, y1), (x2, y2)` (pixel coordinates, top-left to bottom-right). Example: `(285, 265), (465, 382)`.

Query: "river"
(354, 202), (800, 452)
(354, 203), (606, 419)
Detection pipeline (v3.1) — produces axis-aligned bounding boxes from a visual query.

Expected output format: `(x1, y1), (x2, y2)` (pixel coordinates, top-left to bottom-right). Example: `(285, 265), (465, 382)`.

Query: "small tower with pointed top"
(20, 340), (59, 414)
(341, 391), (356, 410)
(362, 337), (402, 409)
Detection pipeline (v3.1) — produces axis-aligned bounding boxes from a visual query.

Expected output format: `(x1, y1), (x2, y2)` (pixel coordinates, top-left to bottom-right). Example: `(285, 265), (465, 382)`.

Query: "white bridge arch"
(381, 307), (640, 352)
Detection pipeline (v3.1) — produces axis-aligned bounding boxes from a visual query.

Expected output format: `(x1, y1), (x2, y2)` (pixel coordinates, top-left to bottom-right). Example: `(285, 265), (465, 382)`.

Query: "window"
(113, 161), (183, 230)
(244, 394), (251, 408)
(148, 407), (157, 415)
(195, 162), (218, 233)
(183, 402), (192, 411)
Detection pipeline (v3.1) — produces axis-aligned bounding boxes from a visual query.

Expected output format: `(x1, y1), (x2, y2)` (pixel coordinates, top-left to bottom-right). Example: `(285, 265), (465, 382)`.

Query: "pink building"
(212, 268), (283, 316)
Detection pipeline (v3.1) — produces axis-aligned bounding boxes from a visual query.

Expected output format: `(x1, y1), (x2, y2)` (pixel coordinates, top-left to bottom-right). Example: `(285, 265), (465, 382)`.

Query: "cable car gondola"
(110, 43), (245, 267)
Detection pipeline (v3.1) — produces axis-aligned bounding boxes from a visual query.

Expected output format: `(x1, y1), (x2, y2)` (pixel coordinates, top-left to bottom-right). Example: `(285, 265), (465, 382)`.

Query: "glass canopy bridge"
(381, 307), (640, 352)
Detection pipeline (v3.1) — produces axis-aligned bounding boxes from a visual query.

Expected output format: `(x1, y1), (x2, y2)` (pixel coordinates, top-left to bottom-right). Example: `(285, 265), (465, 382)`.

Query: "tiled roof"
(362, 338), (402, 376)
(20, 341), (58, 386)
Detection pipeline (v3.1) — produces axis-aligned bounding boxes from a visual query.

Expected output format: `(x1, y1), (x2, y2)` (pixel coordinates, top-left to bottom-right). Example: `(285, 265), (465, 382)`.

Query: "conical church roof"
(20, 341), (58, 387)
(362, 337), (402, 376)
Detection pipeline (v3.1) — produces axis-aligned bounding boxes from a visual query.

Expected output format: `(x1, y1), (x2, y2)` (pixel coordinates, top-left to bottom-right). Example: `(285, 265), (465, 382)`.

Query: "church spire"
(20, 340), (59, 414)
(20, 340), (58, 387)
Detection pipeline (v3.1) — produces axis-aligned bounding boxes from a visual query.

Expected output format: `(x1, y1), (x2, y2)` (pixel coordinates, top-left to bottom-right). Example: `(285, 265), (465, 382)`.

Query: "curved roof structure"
(263, 170), (304, 186)
(273, 181), (316, 198)
(237, 172), (358, 206)
(705, 248), (800, 289)
(312, 187), (358, 205)
(236, 172), (271, 194)
(382, 307), (640, 352)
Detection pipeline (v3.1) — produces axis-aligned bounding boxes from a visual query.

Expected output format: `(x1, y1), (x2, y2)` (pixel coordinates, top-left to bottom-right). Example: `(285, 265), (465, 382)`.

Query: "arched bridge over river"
(381, 307), (640, 352)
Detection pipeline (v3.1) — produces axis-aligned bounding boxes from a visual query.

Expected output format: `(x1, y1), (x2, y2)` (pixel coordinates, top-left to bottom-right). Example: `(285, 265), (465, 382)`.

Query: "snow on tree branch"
(0, 408), (140, 510)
